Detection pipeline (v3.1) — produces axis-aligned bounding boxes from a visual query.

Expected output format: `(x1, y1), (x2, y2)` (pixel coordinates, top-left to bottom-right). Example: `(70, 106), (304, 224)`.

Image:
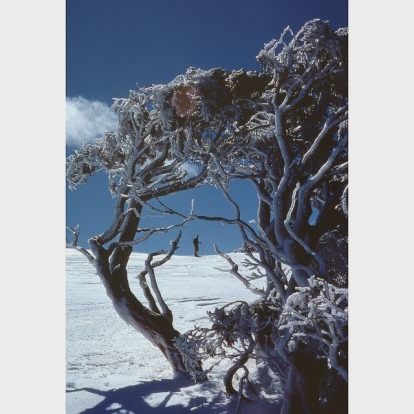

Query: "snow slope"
(66, 248), (282, 414)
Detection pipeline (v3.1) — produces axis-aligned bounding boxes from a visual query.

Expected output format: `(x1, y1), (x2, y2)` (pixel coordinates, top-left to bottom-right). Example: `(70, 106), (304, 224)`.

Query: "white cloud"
(66, 96), (118, 146)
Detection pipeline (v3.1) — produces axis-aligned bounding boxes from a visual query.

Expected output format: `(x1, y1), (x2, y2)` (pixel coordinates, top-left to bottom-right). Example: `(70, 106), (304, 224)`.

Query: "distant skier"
(193, 234), (201, 257)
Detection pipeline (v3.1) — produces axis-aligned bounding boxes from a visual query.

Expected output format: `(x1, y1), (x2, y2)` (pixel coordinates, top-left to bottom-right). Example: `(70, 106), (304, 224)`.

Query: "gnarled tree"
(174, 19), (348, 413)
(67, 19), (348, 413)
(66, 66), (270, 378)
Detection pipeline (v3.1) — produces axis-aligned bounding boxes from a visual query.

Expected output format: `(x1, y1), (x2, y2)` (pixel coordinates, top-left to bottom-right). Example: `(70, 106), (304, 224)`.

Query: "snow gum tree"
(211, 19), (348, 294)
(67, 18), (348, 413)
(174, 20), (348, 413)
(66, 87), (207, 377)
(66, 65), (270, 378)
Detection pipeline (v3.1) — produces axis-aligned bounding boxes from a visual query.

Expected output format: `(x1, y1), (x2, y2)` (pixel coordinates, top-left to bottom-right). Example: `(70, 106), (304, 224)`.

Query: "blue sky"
(66, 0), (348, 255)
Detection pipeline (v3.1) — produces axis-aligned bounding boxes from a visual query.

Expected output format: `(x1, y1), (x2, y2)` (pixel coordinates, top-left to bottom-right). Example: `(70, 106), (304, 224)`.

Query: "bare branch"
(145, 251), (172, 322)
(301, 107), (348, 167)
(272, 103), (291, 171)
(137, 231), (182, 318)
(136, 231), (182, 279)
(117, 219), (189, 248)
(66, 226), (95, 265)
(284, 183), (327, 276)
(214, 245), (265, 296)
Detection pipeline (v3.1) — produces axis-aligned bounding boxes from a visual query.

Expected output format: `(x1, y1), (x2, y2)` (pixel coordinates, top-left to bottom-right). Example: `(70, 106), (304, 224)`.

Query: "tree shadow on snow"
(67, 376), (231, 414)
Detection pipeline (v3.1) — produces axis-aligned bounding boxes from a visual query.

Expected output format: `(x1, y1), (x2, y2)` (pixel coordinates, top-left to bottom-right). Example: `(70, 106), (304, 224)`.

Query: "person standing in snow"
(193, 234), (201, 257)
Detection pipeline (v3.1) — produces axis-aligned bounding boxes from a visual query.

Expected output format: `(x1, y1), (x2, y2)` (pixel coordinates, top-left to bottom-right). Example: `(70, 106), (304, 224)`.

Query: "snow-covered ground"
(66, 248), (282, 414)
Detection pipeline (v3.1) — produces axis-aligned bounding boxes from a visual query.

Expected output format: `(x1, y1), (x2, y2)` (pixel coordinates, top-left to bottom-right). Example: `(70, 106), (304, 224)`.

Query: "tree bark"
(280, 346), (326, 414)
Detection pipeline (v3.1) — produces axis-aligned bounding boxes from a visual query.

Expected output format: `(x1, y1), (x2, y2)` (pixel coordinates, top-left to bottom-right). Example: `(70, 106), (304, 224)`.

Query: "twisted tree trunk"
(87, 201), (197, 378)
(280, 344), (326, 414)
(89, 238), (190, 377)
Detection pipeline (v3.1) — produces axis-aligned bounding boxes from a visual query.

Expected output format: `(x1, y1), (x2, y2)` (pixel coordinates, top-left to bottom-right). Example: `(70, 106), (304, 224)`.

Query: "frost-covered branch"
(137, 231), (183, 314)
(284, 183), (327, 276)
(145, 251), (173, 322)
(175, 301), (268, 388)
(214, 245), (265, 296)
(301, 107), (348, 167)
(66, 225), (95, 265)
(277, 277), (348, 380)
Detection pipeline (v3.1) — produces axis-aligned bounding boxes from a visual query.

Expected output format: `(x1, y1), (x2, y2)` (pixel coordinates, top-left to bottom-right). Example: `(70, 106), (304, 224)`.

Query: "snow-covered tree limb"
(66, 225), (95, 265)
(214, 245), (265, 296)
(277, 277), (348, 381)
